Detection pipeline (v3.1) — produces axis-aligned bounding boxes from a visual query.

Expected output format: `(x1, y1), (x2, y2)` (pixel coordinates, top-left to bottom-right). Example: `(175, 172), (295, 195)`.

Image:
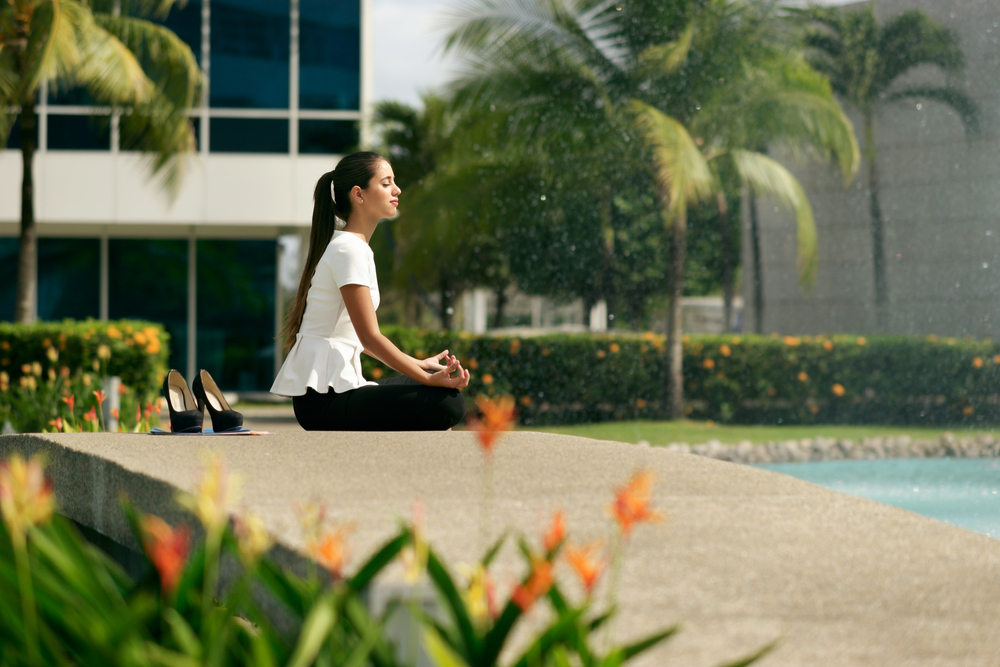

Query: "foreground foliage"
(0, 446), (774, 667)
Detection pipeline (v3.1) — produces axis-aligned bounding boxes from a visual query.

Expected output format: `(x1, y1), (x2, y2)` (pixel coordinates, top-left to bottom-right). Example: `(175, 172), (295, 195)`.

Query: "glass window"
(299, 0), (360, 110)
(210, 0), (290, 108)
(210, 117), (288, 153)
(158, 0), (202, 64)
(4, 115), (37, 150)
(38, 239), (100, 321)
(0, 239), (18, 321)
(196, 240), (275, 391)
(109, 239), (189, 377)
(299, 119), (358, 154)
(47, 114), (111, 150)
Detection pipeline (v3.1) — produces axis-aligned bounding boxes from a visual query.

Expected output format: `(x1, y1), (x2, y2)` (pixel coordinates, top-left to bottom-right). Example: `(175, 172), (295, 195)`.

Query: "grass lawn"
(524, 420), (999, 446)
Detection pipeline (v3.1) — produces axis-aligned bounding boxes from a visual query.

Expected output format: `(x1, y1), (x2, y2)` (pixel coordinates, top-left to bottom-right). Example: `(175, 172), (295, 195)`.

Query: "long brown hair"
(280, 151), (387, 351)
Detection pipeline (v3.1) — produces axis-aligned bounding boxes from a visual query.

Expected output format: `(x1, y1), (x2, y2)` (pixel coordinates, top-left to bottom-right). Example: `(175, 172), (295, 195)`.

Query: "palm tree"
(1, 0), (201, 324)
(444, 0), (853, 418)
(793, 4), (978, 330)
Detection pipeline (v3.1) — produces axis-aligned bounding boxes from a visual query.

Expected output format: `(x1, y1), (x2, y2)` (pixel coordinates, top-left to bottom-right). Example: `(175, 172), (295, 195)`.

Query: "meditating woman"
(271, 151), (469, 430)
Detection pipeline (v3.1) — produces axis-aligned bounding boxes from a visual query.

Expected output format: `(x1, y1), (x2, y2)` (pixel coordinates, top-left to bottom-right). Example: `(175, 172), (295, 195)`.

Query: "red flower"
(467, 395), (516, 456)
(543, 510), (566, 554)
(141, 515), (190, 595)
(309, 526), (351, 580)
(564, 541), (605, 595)
(511, 557), (554, 613)
(48, 417), (63, 432)
(608, 470), (666, 538)
(61, 395), (75, 412)
(83, 407), (97, 423)
(93, 390), (107, 406)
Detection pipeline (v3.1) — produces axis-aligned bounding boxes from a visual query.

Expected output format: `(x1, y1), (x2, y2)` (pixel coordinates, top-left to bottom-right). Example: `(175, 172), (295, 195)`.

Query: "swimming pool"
(759, 458), (1000, 539)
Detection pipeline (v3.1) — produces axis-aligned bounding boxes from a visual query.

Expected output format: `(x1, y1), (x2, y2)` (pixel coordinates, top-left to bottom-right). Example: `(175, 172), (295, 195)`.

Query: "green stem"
(604, 530), (624, 647)
(481, 457), (494, 555)
(13, 531), (41, 665)
(202, 528), (222, 639)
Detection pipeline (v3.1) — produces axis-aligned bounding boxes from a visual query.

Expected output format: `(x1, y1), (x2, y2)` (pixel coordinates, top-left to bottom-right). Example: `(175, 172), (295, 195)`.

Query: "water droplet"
(540, 195), (546, 201)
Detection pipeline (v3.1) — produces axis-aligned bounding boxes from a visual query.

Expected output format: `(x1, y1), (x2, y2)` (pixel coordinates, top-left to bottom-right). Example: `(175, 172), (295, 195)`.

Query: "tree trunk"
(439, 276), (452, 330)
(15, 102), (38, 324)
(865, 112), (888, 331)
(716, 191), (734, 332)
(665, 206), (687, 420)
(600, 186), (615, 330)
(749, 191), (764, 334)
(493, 285), (507, 328)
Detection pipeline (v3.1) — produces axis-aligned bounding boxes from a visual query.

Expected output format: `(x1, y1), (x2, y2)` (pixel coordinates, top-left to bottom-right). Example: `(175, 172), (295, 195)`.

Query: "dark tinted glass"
(47, 115), (111, 150)
(47, 85), (101, 106)
(0, 239), (18, 321)
(210, 0), (290, 108)
(196, 240), (275, 391)
(158, 0), (202, 64)
(299, 119), (358, 154)
(109, 239), (188, 377)
(210, 117), (288, 153)
(5, 114), (38, 149)
(299, 0), (360, 110)
(38, 239), (100, 321)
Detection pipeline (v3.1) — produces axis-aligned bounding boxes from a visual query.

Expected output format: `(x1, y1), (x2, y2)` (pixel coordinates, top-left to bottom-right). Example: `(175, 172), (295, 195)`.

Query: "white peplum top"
(270, 231), (380, 396)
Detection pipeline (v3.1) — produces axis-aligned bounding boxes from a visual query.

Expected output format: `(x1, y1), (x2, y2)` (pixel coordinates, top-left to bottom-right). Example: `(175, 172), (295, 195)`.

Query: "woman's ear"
(352, 185), (364, 204)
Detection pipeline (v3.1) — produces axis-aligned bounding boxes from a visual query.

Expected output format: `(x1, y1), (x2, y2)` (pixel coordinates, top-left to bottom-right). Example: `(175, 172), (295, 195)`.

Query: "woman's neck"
(342, 215), (377, 244)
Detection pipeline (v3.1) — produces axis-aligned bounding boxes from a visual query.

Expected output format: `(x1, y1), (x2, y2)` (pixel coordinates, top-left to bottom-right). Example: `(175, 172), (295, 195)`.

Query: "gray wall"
(745, 0), (1000, 336)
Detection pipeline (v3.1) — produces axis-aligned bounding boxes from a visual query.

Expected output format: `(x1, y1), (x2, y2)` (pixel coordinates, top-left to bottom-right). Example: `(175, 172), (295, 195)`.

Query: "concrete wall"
(745, 0), (1000, 336)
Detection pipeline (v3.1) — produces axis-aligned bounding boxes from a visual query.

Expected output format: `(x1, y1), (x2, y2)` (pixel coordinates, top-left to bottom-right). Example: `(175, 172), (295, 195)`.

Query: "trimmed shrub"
(363, 328), (1000, 426)
(0, 320), (169, 432)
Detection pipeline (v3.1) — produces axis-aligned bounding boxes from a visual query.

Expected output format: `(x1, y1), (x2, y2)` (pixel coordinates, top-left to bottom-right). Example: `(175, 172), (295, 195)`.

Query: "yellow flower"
(31, 362), (41, 376)
(295, 499), (328, 546)
(133, 332), (148, 346)
(798, 371), (809, 382)
(831, 383), (846, 397)
(972, 357), (984, 369)
(703, 358), (715, 370)
(144, 327), (160, 340)
(106, 326), (122, 339)
(719, 344), (731, 357)
(400, 500), (428, 583)
(0, 371), (8, 391)
(46, 347), (58, 363)
(0, 454), (55, 538)
(233, 509), (272, 565)
(856, 337), (867, 346)
(177, 452), (242, 534)
(783, 336), (801, 347)
(97, 344), (111, 360)
(146, 339), (161, 355)
(596, 349), (606, 359)
(481, 373), (494, 385)
(458, 562), (496, 624)
(642, 331), (655, 341)
(609, 343), (620, 353)
(822, 340), (834, 351)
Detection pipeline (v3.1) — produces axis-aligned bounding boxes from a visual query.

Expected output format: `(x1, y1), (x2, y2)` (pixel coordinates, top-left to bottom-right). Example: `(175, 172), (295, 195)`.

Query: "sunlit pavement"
(3, 431), (999, 666)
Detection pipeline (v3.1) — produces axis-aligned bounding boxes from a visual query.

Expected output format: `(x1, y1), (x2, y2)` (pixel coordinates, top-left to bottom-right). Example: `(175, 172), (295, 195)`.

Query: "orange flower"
(856, 337), (867, 346)
(703, 358), (715, 370)
(797, 371), (809, 382)
(83, 407), (98, 423)
(543, 510), (566, 554)
(481, 373), (494, 385)
(520, 395), (532, 406)
(511, 557), (554, 612)
(371, 367), (383, 379)
(831, 383), (846, 397)
(141, 515), (190, 595)
(0, 455), (55, 540)
(609, 343), (620, 353)
(635, 398), (647, 409)
(468, 395), (516, 456)
(62, 395), (75, 412)
(111, 408), (119, 420)
(994, 355), (1000, 365)
(822, 340), (834, 351)
(48, 417), (63, 432)
(808, 404), (820, 414)
(608, 470), (665, 538)
(564, 540), (605, 595)
(118, 382), (128, 395)
(310, 526), (351, 579)
(963, 405), (974, 416)
(973, 357), (984, 369)
(596, 349), (606, 359)
(783, 336), (801, 347)
(93, 390), (107, 406)
(719, 344), (731, 357)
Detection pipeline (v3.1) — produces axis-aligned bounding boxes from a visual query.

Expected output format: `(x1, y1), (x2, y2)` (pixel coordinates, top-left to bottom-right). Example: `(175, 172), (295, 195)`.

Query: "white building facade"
(0, 0), (373, 391)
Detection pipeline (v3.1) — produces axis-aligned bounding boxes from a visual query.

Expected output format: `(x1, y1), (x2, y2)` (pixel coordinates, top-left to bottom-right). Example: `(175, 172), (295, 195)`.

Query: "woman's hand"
(420, 349), (455, 372)
(425, 355), (471, 389)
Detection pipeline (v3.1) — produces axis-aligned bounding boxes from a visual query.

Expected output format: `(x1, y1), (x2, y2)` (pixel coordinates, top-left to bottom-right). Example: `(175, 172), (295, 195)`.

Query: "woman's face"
(360, 161), (401, 220)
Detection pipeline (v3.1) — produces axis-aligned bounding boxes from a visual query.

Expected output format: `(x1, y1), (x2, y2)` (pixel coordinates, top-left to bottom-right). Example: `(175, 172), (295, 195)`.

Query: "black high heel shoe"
(162, 369), (204, 433)
(191, 369), (244, 433)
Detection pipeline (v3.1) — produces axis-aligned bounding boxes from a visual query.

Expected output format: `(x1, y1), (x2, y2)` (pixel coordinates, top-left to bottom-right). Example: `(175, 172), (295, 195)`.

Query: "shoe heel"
(162, 370), (204, 433)
(192, 369), (244, 433)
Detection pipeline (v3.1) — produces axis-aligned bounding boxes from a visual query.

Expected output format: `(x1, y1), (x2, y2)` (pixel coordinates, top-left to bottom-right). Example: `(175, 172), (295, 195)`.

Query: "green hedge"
(0, 319), (169, 432)
(364, 328), (1000, 426)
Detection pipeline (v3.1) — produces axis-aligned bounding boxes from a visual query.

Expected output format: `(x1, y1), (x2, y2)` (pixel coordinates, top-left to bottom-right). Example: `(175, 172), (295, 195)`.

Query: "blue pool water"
(759, 458), (1000, 539)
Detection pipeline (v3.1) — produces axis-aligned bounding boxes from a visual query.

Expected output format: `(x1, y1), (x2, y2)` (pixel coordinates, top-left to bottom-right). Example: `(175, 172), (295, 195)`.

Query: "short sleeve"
(327, 239), (370, 289)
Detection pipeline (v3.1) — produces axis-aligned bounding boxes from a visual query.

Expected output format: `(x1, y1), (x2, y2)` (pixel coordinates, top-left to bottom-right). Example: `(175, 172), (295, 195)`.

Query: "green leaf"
(423, 626), (472, 667)
(426, 548), (480, 661)
(712, 637), (782, 667)
(508, 606), (584, 667)
(286, 594), (337, 667)
(163, 607), (202, 657)
(619, 623), (681, 661)
(348, 530), (409, 593)
(481, 530), (508, 567)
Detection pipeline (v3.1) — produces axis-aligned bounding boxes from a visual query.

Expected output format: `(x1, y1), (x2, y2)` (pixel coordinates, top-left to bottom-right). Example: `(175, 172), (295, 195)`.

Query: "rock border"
(657, 434), (1000, 465)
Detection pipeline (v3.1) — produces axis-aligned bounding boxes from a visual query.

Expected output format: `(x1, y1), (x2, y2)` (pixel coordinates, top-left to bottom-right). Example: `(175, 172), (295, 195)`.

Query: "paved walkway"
(2, 431), (999, 666)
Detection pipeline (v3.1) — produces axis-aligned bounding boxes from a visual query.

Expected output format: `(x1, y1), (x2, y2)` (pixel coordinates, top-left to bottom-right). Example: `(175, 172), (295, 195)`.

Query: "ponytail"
(280, 151), (387, 351)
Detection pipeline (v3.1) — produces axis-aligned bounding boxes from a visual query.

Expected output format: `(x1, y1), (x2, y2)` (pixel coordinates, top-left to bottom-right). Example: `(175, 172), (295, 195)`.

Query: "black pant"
(292, 375), (466, 431)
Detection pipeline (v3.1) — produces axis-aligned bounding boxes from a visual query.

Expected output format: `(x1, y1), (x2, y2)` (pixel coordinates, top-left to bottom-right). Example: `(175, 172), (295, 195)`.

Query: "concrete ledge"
(1, 431), (999, 666)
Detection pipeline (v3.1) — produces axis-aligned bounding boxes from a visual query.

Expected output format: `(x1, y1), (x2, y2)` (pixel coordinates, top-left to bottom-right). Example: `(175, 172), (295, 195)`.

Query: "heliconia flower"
(83, 407), (98, 423)
(295, 499), (329, 546)
(93, 390), (107, 406)
(62, 395), (75, 412)
(233, 508), (272, 565)
(400, 499), (428, 583)
(309, 525), (351, 579)
(0, 455), (55, 538)
(118, 382), (128, 395)
(458, 562), (497, 624)
(178, 452), (242, 534)
(543, 510), (566, 554)
(46, 347), (58, 363)
(467, 395), (517, 456)
(608, 470), (666, 538)
(510, 557), (554, 613)
(564, 540), (606, 595)
(111, 408), (119, 420)
(48, 417), (63, 432)
(141, 515), (190, 595)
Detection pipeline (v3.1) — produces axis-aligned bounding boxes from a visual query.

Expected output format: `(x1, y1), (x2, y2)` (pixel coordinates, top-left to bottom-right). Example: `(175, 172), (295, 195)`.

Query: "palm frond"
(730, 149), (817, 289)
(24, 0), (87, 95)
(883, 85), (979, 137)
(630, 99), (714, 215)
(637, 23), (693, 75)
(875, 10), (963, 91)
